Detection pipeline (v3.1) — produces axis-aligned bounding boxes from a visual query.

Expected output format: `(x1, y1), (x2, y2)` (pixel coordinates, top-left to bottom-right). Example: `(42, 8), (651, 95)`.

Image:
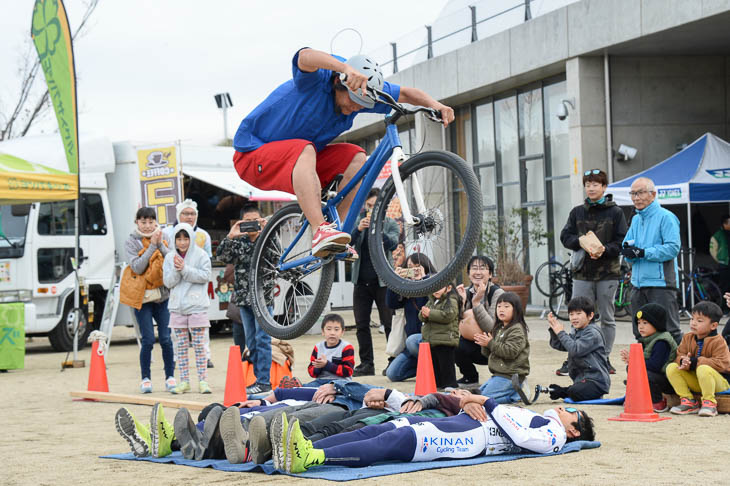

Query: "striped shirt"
(308, 339), (355, 380)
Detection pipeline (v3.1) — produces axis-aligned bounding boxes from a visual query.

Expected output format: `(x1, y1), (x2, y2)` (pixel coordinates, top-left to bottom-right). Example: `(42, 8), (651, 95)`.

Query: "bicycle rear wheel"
(549, 286), (571, 321)
(694, 276), (723, 308)
(369, 150), (482, 297)
(249, 204), (335, 339)
(535, 260), (566, 297)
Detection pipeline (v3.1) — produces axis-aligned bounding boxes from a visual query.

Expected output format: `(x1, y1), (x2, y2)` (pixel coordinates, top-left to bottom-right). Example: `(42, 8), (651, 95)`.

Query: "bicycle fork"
(390, 146), (425, 226)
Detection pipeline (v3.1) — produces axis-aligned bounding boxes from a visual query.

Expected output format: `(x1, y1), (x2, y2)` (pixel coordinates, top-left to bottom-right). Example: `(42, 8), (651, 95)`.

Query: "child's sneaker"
(140, 378), (152, 394)
(555, 360), (569, 376)
(652, 398), (668, 413)
(270, 412), (288, 470)
(171, 381), (191, 395)
(286, 418), (324, 473)
(165, 377), (177, 392)
(698, 400), (718, 417)
(670, 397), (700, 415)
(278, 376), (302, 389)
(150, 403), (175, 458)
(246, 382), (272, 395)
(115, 407), (151, 457)
(199, 381), (212, 394)
(312, 222), (350, 257)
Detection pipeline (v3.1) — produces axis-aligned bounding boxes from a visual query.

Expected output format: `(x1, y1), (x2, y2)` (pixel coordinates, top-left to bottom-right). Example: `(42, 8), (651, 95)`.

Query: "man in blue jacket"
(622, 177), (682, 343)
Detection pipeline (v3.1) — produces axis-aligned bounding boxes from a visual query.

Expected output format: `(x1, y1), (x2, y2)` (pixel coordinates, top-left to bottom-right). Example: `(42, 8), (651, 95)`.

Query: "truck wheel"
(48, 301), (91, 352)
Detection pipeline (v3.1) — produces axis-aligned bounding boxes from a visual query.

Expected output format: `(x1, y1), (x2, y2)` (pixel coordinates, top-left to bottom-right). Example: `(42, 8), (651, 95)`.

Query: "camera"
(239, 220), (261, 232)
(404, 267), (419, 279)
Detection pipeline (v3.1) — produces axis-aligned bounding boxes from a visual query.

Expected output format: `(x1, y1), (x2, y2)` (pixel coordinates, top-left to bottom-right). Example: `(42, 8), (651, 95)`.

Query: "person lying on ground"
(273, 392), (596, 473)
(305, 313), (355, 386)
(547, 296), (610, 402)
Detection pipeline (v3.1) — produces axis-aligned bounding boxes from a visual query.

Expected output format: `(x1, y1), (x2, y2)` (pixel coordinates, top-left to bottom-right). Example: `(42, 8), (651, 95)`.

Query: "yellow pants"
(666, 363), (730, 404)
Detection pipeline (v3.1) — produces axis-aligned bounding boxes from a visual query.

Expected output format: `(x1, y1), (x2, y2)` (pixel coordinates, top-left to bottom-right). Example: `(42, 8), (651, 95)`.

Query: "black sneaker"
(246, 382), (273, 395)
(555, 360), (569, 376)
(607, 358), (616, 375)
(457, 376), (478, 386)
(207, 359), (215, 369)
(353, 364), (375, 377)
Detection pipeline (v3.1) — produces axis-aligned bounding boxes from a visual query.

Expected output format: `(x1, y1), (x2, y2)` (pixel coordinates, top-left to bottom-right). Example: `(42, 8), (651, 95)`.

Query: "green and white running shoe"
(286, 418), (324, 473)
(171, 381), (191, 395)
(115, 407), (151, 457)
(199, 381), (212, 394)
(270, 412), (288, 470)
(150, 403), (175, 458)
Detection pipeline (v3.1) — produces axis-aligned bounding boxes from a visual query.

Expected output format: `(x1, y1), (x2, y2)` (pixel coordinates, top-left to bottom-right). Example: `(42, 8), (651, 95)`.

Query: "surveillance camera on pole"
(214, 93), (233, 140)
(615, 144), (638, 162)
(556, 98), (574, 121)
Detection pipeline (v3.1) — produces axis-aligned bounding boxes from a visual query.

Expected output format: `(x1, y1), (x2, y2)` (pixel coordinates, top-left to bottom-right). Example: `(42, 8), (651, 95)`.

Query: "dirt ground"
(4, 312), (728, 486)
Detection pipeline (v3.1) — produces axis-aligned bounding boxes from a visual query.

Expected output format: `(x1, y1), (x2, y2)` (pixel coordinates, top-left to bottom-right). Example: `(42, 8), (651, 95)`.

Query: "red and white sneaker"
(343, 244), (358, 262)
(312, 223), (350, 257)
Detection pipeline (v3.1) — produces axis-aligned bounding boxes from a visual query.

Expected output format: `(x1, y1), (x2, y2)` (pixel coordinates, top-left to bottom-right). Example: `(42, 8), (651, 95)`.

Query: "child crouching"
(163, 223), (212, 394)
(620, 303), (677, 412)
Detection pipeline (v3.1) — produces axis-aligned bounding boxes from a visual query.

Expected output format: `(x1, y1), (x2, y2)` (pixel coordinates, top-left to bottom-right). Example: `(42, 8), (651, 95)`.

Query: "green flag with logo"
(0, 303), (25, 370)
(31, 0), (79, 176)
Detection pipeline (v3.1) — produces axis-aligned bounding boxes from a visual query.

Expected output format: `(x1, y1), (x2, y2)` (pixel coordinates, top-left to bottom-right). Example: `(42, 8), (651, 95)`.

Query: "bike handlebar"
(338, 73), (443, 124)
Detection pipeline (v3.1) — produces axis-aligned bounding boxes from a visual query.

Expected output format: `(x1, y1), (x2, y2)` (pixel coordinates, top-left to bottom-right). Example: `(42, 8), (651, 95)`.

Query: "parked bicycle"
(613, 257), (632, 318)
(248, 82), (483, 339)
(678, 265), (723, 310)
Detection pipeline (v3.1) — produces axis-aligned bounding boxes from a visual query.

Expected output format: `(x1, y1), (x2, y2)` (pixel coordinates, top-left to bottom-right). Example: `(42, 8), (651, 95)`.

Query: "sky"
(0, 0), (450, 145)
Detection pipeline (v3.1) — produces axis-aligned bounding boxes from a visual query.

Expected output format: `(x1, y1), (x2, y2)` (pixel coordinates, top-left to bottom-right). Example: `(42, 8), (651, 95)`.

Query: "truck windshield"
(0, 204), (29, 258)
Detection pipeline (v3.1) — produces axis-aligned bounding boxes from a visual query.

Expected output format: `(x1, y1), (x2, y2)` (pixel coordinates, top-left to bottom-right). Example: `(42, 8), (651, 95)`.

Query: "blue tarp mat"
(101, 440), (601, 481)
(565, 396), (625, 405)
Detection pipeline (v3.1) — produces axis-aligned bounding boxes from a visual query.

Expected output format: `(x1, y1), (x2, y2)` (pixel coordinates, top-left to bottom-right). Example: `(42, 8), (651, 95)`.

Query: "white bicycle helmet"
(343, 55), (384, 109)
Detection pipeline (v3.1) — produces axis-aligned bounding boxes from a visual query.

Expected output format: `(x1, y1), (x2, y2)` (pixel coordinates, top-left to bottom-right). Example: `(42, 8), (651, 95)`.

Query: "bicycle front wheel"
(369, 150), (482, 297)
(249, 204), (335, 339)
(535, 261), (566, 297)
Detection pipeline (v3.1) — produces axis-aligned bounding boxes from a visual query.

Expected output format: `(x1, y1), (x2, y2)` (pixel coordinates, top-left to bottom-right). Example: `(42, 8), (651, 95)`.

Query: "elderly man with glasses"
(622, 177), (682, 343)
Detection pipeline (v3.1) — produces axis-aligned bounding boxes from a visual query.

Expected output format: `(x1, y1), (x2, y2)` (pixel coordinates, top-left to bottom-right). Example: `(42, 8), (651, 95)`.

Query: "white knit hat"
(176, 199), (198, 223)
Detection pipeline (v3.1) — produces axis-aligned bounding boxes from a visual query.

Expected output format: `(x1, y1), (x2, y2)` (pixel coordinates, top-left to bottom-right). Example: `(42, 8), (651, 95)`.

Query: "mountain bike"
(614, 257), (632, 318)
(679, 266), (723, 310)
(547, 262), (573, 321)
(248, 84), (483, 339)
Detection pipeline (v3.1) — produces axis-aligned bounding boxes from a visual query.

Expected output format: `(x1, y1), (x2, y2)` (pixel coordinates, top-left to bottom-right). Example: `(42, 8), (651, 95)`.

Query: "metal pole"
(687, 202), (694, 308)
(391, 42), (398, 74)
(470, 5), (477, 42)
(604, 52), (614, 182)
(223, 105), (229, 141)
(426, 26), (433, 59)
(524, 0), (532, 21)
(73, 197), (80, 362)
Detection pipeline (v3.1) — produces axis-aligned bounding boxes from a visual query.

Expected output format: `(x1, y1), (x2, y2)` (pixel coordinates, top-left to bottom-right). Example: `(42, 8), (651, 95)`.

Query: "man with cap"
(163, 199), (214, 367)
(232, 47), (454, 258)
(620, 303), (677, 412)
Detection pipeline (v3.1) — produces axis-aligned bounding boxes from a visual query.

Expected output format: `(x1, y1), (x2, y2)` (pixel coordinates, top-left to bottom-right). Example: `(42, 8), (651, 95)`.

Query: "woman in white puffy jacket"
(163, 223), (212, 394)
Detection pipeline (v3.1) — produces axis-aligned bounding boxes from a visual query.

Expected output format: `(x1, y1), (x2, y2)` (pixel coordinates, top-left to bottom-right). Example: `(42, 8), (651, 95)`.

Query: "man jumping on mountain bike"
(232, 47), (455, 258)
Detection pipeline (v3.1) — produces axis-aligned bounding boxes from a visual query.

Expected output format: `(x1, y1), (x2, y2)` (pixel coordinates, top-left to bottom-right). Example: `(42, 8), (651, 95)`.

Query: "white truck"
(0, 134), (298, 351)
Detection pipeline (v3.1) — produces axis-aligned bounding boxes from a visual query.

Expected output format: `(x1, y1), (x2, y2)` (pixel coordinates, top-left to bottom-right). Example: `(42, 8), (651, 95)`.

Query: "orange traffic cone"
(609, 342), (671, 422)
(224, 345), (247, 407)
(87, 340), (109, 392)
(242, 360), (257, 387)
(415, 342), (437, 396)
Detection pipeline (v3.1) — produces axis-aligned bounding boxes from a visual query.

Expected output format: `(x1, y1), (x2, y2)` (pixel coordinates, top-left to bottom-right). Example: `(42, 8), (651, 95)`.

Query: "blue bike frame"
(278, 122), (402, 273)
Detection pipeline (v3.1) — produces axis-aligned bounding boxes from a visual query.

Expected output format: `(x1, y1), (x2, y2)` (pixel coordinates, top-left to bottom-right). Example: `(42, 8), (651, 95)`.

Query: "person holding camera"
(216, 203), (273, 394)
(350, 188), (401, 377)
(622, 177), (682, 344)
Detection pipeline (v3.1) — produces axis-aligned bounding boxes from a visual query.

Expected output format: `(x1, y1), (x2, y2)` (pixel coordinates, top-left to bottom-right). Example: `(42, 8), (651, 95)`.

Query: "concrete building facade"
(336, 0), (730, 303)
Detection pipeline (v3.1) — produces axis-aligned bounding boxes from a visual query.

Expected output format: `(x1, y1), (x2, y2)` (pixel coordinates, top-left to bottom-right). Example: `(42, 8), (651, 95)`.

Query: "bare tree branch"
(0, 0), (100, 141)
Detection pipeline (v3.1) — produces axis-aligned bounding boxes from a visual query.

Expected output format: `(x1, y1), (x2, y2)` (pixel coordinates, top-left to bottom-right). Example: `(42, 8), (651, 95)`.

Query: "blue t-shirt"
(233, 49), (401, 153)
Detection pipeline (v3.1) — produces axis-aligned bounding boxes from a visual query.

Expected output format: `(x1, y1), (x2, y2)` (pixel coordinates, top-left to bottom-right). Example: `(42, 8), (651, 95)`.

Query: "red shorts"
(233, 140), (365, 194)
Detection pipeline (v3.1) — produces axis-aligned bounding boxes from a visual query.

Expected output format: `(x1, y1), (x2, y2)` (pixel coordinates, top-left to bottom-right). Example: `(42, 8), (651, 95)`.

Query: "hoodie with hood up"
(163, 223), (211, 315)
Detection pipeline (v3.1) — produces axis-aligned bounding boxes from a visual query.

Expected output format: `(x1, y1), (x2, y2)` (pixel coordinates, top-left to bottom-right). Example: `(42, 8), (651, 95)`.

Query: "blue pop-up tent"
(608, 133), (730, 308)
(609, 132), (730, 205)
